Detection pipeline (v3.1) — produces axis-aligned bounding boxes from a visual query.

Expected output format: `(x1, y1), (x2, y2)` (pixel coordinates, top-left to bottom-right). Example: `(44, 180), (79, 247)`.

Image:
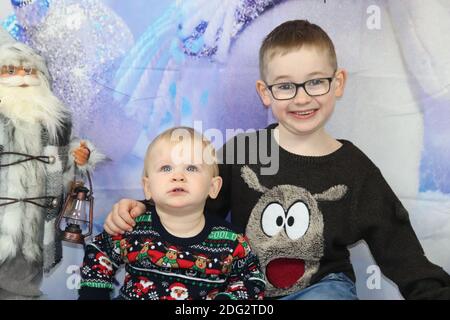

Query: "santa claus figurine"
(0, 29), (104, 299)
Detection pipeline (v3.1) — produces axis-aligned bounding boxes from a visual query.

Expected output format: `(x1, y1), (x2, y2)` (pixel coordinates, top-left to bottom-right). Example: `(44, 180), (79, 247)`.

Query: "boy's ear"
(142, 177), (152, 200)
(334, 68), (347, 98)
(208, 176), (223, 199)
(256, 80), (272, 107)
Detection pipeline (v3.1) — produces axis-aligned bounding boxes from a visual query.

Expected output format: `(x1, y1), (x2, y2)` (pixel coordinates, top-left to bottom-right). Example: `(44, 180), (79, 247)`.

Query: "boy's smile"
(288, 108), (319, 120)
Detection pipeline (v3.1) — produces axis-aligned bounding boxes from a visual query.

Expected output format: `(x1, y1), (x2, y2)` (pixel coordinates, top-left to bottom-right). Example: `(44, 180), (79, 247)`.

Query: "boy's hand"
(103, 199), (146, 235)
(72, 141), (90, 166)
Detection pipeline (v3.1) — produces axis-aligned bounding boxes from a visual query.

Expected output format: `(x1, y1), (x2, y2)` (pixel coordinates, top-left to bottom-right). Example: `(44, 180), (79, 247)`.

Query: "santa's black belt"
(0, 152), (56, 167)
(0, 196), (59, 209)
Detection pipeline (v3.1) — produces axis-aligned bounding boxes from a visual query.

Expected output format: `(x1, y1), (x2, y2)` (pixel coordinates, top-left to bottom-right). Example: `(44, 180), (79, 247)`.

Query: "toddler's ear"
(256, 80), (272, 107)
(334, 69), (347, 98)
(208, 176), (223, 199)
(142, 177), (152, 200)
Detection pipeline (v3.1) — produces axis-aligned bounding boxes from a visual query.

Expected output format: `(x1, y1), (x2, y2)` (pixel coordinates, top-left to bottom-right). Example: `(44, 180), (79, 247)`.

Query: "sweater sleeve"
(78, 231), (124, 300)
(354, 168), (450, 299)
(215, 235), (266, 300)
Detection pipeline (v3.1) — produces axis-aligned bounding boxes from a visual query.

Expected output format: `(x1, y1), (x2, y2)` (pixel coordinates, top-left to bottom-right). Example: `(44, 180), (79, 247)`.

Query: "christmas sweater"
(79, 206), (265, 300)
(205, 123), (450, 299)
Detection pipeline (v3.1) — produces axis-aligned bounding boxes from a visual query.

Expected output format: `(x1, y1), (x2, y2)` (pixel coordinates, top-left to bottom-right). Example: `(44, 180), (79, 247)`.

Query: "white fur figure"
(0, 28), (104, 299)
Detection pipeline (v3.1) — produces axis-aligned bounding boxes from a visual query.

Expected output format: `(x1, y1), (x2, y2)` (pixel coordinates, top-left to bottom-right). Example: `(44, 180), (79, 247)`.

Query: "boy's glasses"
(266, 75), (335, 100)
(1, 65), (37, 76)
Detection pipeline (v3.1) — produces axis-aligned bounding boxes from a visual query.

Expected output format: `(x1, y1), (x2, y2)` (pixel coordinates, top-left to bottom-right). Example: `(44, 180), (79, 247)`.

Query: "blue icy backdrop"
(1, 0), (450, 299)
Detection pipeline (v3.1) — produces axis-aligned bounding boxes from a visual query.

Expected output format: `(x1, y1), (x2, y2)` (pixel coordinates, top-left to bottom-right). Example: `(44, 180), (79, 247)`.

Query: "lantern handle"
(86, 170), (93, 196)
(72, 165), (94, 196)
(84, 170), (94, 239)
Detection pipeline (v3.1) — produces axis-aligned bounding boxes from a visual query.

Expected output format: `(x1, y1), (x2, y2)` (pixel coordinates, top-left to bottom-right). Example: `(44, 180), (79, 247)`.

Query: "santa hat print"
(142, 239), (153, 246)
(196, 253), (208, 260)
(167, 245), (179, 253)
(169, 282), (187, 291)
(96, 253), (111, 265)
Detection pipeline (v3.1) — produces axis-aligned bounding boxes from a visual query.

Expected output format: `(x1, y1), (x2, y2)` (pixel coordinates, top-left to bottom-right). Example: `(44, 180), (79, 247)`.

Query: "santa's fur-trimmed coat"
(0, 113), (103, 298)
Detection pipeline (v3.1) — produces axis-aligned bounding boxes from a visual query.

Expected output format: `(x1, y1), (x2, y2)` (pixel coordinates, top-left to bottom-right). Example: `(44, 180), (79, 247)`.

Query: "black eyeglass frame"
(265, 73), (336, 100)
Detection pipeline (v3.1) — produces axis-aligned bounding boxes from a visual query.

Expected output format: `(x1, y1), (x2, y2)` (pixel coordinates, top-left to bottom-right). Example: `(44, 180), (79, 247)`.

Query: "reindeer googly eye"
(285, 202), (310, 240)
(261, 203), (285, 237)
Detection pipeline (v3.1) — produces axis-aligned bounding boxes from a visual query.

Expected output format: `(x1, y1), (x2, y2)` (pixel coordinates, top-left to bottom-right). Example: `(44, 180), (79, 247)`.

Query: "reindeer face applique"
(241, 166), (347, 296)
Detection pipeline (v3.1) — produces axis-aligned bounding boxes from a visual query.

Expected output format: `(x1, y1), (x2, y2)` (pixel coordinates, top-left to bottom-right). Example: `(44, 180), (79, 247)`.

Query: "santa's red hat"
(169, 282), (186, 291)
(167, 246), (179, 252)
(96, 253), (111, 265)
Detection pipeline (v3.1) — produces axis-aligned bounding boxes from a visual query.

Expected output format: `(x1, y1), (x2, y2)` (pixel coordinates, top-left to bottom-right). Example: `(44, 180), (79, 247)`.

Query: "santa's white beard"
(0, 81), (69, 143)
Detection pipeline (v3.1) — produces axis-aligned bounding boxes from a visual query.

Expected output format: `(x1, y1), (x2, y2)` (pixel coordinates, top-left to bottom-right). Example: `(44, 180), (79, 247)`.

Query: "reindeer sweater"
(205, 123), (450, 299)
(79, 206), (265, 300)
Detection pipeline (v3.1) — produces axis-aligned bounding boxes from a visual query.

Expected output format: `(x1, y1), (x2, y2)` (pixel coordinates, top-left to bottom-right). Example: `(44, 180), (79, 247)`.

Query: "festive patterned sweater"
(205, 123), (450, 299)
(79, 206), (265, 300)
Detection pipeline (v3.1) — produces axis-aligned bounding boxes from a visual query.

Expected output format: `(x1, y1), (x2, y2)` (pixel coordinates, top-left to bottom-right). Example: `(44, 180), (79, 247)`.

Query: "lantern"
(56, 171), (94, 244)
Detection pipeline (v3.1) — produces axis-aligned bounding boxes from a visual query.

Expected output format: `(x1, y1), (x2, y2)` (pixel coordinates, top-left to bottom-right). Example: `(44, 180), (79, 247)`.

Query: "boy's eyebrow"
(306, 71), (331, 77)
(271, 75), (291, 83)
(271, 71), (332, 83)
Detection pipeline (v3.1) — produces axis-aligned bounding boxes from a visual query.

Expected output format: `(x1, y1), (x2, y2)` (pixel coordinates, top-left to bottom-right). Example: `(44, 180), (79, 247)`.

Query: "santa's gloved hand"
(72, 141), (90, 166)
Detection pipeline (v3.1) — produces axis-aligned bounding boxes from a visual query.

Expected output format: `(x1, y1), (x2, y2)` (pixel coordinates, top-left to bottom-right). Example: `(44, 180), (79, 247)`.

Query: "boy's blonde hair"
(259, 20), (337, 81)
(143, 126), (219, 177)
